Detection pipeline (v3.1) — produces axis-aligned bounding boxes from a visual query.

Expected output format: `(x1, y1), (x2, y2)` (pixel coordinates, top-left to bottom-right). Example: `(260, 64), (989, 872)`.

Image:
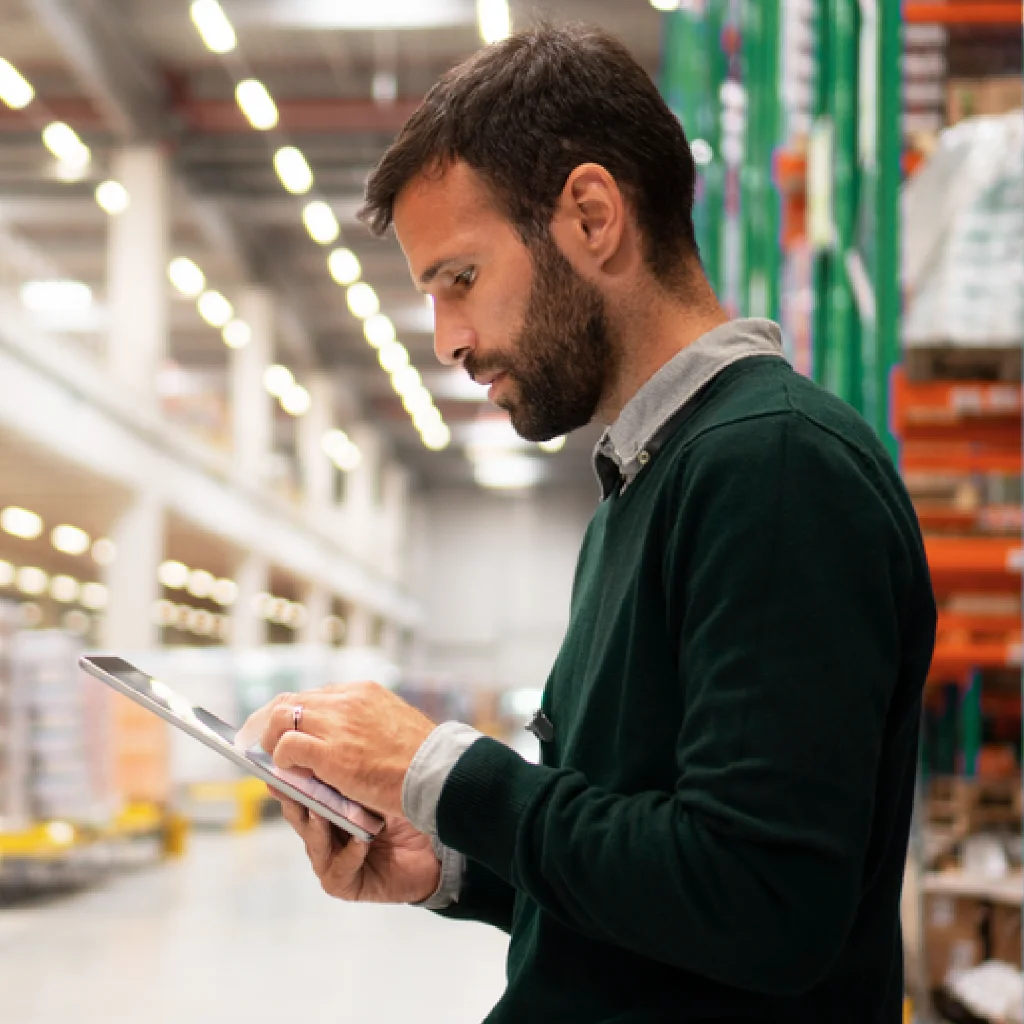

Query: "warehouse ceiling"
(0, 0), (664, 490)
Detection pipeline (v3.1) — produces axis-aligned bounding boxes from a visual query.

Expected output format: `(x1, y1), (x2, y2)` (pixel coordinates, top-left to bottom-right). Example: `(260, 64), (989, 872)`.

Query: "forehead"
(392, 161), (513, 273)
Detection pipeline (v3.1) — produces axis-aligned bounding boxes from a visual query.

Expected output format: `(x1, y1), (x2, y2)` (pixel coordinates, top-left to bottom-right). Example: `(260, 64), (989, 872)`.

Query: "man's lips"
(486, 372), (508, 400)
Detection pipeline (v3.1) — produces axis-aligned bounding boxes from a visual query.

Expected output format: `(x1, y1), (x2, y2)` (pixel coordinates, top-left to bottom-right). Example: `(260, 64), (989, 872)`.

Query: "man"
(245, 24), (936, 1024)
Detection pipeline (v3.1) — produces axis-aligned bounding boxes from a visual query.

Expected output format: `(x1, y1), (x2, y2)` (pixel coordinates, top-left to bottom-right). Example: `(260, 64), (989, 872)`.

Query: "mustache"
(463, 353), (512, 384)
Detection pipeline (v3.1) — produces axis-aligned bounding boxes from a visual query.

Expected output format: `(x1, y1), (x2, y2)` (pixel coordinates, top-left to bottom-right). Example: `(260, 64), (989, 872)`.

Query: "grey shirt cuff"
(413, 835), (466, 911)
(402, 720), (484, 836)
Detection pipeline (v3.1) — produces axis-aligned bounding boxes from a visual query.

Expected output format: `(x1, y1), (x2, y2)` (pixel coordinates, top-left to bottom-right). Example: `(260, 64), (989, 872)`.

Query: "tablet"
(80, 655), (384, 842)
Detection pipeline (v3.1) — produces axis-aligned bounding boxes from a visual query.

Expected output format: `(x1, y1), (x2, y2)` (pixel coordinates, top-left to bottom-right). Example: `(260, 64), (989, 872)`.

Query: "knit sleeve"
(433, 854), (517, 934)
(434, 414), (932, 996)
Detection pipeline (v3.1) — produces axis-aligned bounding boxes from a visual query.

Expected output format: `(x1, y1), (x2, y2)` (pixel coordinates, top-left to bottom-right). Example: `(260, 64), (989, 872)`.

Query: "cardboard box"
(947, 76), (1023, 125)
(990, 904), (1023, 968)
(924, 893), (987, 987)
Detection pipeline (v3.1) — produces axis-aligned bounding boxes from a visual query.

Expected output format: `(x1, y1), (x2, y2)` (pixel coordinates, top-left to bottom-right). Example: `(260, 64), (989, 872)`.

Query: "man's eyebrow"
(418, 255), (469, 288)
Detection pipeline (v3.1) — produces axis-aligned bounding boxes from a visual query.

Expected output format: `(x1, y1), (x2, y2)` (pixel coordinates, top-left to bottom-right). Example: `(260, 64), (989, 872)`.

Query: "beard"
(464, 236), (616, 443)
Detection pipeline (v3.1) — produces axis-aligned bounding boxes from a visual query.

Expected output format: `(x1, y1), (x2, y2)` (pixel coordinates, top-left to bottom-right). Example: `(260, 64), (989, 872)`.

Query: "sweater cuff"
(402, 721), (484, 836)
(436, 736), (550, 880)
(412, 834), (466, 911)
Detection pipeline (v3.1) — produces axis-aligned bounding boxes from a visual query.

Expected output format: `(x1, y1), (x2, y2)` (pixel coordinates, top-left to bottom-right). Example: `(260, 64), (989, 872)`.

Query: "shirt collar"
(593, 318), (785, 498)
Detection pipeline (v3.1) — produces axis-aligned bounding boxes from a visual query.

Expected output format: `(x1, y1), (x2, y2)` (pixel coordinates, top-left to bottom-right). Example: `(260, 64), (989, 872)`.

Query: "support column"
(298, 373), (334, 517)
(232, 553), (268, 650)
(344, 424), (382, 555)
(232, 287), (274, 485)
(347, 604), (374, 648)
(107, 146), (169, 399)
(380, 462), (410, 579)
(301, 583), (331, 646)
(103, 491), (163, 650)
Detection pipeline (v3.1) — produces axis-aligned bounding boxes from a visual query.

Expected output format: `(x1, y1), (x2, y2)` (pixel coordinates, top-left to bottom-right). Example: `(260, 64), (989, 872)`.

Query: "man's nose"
(433, 307), (475, 367)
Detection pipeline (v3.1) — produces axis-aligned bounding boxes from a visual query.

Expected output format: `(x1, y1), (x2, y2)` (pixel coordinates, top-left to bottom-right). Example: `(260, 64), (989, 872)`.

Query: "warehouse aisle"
(0, 823), (509, 1024)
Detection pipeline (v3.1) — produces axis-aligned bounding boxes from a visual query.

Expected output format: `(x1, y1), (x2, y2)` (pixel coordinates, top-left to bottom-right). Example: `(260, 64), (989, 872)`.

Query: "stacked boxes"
(0, 602), (28, 831)
(11, 630), (114, 827)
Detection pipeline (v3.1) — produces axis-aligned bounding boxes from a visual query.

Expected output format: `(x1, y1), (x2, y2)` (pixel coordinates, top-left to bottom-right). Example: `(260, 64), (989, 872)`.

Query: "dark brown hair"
(360, 23), (700, 287)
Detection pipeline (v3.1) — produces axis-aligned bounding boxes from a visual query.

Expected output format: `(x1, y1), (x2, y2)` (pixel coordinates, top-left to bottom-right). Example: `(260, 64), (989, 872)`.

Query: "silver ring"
(292, 705), (304, 732)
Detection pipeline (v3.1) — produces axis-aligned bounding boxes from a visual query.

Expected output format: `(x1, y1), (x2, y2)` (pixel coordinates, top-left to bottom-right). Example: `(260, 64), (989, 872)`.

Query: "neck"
(598, 273), (730, 424)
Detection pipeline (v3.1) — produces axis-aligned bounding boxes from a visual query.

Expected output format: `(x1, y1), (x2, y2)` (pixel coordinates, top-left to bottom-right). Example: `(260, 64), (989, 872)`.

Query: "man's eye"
(454, 268), (476, 288)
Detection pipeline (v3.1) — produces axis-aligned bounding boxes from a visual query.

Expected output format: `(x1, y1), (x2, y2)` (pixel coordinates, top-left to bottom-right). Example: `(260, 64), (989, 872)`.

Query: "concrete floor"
(0, 823), (509, 1024)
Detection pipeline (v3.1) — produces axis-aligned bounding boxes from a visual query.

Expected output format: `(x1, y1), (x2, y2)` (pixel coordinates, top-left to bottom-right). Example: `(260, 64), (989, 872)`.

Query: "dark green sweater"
(437, 357), (936, 1023)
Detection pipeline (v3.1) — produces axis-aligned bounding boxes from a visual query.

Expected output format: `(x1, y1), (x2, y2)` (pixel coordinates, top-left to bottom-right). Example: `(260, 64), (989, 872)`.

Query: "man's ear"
(550, 163), (627, 273)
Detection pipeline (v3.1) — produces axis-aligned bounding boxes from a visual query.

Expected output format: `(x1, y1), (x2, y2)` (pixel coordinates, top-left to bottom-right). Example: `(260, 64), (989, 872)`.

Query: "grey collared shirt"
(402, 317), (787, 910)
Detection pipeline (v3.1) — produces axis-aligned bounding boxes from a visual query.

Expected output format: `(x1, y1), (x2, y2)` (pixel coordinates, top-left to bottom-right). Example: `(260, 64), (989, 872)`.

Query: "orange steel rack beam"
(905, 3), (1023, 24)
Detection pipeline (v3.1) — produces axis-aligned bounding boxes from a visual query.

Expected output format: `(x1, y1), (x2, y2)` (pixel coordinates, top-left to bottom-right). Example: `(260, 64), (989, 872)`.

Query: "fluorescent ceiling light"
(157, 560), (190, 590)
(186, 569), (214, 599)
(0, 58), (34, 110)
(477, 0), (511, 44)
(274, 146), (313, 194)
(322, 430), (362, 472)
(197, 290), (234, 328)
(1, 506), (43, 539)
(649, 0), (680, 9)
(302, 201), (340, 244)
(41, 122), (90, 168)
(539, 435), (567, 453)
(403, 387), (436, 417)
(168, 258), (206, 298)
(222, 318), (252, 349)
(473, 454), (543, 489)
(16, 566), (49, 595)
(190, 0), (237, 53)
(346, 282), (379, 319)
(378, 340), (409, 373)
(95, 179), (130, 215)
(91, 538), (116, 565)
(333, 446), (362, 472)
(54, 159), (90, 183)
(411, 403), (442, 429)
(390, 365), (422, 396)
(246, 0), (473, 30)
(235, 78), (278, 130)
(50, 575), (80, 603)
(20, 280), (92, 314)
(280, 383), (311, 416)
(422, 424), (452, 452)
(51, 524), (90, 556)
(80, 582), (109, 610)
(263, 364), (294, 397)
(363, 313), (395, 349)
(372, 72), (397, 104)
(328, 247), (361, 286)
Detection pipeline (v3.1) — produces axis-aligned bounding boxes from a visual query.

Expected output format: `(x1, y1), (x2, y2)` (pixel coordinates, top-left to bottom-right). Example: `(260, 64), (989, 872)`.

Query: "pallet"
(904, 345), (1022, 383)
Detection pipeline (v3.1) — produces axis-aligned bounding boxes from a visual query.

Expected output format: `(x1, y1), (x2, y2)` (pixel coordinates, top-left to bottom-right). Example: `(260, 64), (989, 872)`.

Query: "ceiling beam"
(178, 96), (421, 135)
(27, 0), (174, 140)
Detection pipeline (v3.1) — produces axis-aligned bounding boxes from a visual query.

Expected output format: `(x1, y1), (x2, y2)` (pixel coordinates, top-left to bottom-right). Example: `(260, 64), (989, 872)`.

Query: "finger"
(237, 692), (298, 751)
(272, 730), (331, 780)
(302, 812), (338, 872)
(261, 699), (314, 755)
(323, 822), (372, 891)
(277, 794), (309, 834)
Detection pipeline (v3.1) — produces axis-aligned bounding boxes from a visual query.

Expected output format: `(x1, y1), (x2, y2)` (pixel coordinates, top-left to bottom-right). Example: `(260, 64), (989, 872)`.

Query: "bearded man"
(245, 24), (935, 1024)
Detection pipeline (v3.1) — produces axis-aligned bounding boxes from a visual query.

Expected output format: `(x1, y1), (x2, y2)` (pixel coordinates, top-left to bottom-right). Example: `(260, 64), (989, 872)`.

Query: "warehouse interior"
(0, 1), (1020, 1022)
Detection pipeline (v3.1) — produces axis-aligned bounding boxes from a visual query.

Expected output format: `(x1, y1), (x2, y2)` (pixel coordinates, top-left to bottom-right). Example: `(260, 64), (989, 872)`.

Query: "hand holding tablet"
(80, 655), (384, 842)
